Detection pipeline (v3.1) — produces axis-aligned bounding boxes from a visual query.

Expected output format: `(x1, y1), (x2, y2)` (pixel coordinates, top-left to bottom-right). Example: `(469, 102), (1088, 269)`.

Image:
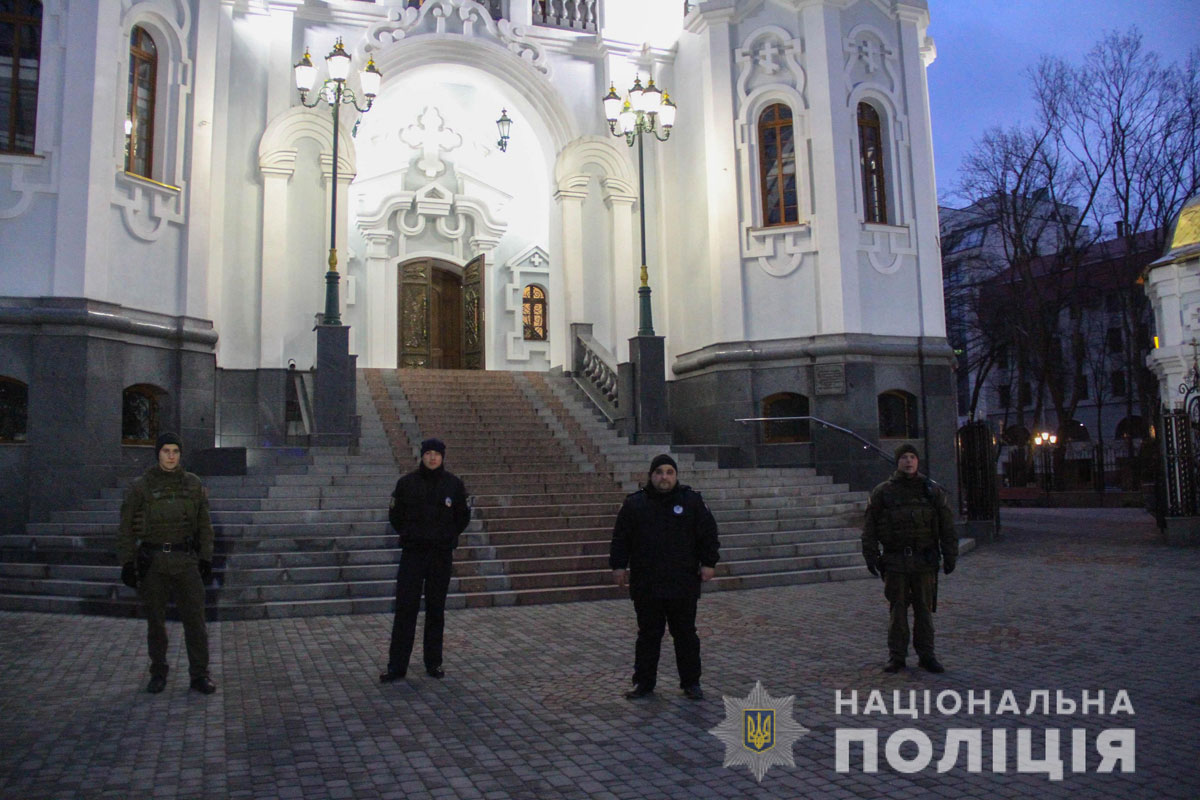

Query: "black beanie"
(420, 438), (446, 456)
(894, 443), (919, 461)
(155, 432), (183, 455)
(648, 454), (678, 476)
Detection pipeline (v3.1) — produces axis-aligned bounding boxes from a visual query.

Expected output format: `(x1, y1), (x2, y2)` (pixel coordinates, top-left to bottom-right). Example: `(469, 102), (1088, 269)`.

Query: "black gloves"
(121, 562), (138, 589)
(943, 559), (956, 575)
(198, 560), (213, 585)
(866, 561), (879, 577)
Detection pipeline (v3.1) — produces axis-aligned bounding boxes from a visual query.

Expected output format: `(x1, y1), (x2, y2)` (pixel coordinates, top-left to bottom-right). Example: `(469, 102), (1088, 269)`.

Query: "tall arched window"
(522, 284), (547, 341)
(857, 102), (887, 224)
(0, 376), (28, 442)
(125, 26), (157, 177)
(757, 104), (798, 226)
(878, 389), (917, 438)
(0, 0), (41, 154)
(122, 384), (165, 445)
(762, 392), (810, 443)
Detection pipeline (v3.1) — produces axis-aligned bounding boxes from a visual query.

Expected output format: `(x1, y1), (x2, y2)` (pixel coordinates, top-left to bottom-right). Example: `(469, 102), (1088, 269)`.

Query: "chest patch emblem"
(673, 505), (684, 515)
(445, 497), (453, 507)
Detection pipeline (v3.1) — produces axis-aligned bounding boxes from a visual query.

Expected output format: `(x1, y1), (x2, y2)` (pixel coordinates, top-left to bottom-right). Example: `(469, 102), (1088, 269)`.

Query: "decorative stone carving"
(362, 0), (551, 77)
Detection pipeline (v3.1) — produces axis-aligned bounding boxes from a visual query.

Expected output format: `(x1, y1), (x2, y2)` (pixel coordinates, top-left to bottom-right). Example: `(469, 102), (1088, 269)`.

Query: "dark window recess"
(1106, 327), (1122, 353)
(997, 385), (1011, 410)
(762, 392), (810, 443)
(1019, 381), (1032, 407)
(122, 384), (162, 445)
(878, 390), (917, 438)
(1111, 371), (1127, 397)
(0, 376), (28, 442)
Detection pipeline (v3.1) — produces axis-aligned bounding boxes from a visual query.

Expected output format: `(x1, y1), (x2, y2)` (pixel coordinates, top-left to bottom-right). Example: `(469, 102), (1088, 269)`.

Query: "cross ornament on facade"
(853, 37), (892, 73)
(755, 41), (782, 74)
(401, 106), (463, 178)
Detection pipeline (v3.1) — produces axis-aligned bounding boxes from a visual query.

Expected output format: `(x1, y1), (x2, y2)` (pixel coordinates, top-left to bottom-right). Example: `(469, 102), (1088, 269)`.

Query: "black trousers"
(883, 570), (937, 661)
(138, 551), (208, 679)
(387, 547), (453, 673)
(632, 595), (701, 689)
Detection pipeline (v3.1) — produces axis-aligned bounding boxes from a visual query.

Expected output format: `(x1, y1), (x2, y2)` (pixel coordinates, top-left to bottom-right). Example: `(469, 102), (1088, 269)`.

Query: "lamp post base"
(322, 269), (341, 326)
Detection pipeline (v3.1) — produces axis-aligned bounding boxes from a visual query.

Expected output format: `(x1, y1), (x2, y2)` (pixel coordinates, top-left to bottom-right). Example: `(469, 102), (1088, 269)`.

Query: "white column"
(689, 2), (745, 344)
(897, 4), (945, 338)
(259, 171), (292, 366)
(363, 231), (396, 368)
(182, 0), (221, 321)
(554, 185), (588, 324)
(605, 193), (637, 362)
(802, 2), (850, 334)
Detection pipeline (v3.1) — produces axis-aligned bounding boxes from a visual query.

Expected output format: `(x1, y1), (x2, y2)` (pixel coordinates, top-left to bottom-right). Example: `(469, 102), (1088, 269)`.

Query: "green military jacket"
(861, 470), (957, 573)
(116, 466), (215, 564)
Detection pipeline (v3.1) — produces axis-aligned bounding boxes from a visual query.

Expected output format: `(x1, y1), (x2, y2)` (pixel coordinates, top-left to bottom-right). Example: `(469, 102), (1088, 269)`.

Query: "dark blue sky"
(926, 0), (1197, 203)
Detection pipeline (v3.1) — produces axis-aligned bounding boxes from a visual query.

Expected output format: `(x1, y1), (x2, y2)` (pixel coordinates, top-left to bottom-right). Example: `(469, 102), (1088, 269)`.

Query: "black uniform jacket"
(609, 483), (720, 599)
(389, 466), (471, 551)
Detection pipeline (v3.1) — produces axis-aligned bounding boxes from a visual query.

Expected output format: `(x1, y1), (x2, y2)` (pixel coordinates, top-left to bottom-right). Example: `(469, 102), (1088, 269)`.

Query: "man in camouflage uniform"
(861, 443), (957, 674)
(116, 432), (216, 694)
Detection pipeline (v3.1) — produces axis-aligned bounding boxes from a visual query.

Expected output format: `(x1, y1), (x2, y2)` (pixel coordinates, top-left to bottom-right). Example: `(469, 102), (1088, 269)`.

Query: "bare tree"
(948, 29), (1200, 449)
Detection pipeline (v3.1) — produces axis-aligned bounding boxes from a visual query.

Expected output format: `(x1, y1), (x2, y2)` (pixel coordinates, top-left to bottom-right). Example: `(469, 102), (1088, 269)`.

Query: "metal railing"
(734, 415), (895, 463)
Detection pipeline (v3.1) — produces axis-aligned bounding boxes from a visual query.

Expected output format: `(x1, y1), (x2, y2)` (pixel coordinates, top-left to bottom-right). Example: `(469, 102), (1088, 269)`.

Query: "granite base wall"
(668, 334), (960, 505)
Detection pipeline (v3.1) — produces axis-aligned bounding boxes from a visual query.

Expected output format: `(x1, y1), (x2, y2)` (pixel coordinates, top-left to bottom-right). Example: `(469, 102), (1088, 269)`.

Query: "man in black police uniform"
(610, 454), (720, 700)
(861, 443), (958, 674)
(116, 432), (217, 694)
(381, 438), (471, 682)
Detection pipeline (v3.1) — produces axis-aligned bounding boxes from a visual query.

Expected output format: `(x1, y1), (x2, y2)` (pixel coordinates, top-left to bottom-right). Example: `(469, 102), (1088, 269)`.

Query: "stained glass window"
(757, 104), (797, 226)
(125, 26), (157, 177)
(858, 102), (887, 224)
(522, 285), (547, 341)
(0, 0), (41, 153)
(122, 384), (162, 445)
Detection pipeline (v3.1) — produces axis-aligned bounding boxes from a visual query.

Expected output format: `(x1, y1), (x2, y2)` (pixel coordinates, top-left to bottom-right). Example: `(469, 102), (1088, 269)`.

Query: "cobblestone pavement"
(1, 507), (1198, 799)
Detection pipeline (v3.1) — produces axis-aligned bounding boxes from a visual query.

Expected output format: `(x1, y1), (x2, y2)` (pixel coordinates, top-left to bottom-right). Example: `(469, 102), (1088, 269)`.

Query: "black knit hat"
(155, 432), (183, 455)
(420, 438), (446, 456)
(648, 453), (678, 476)
(894, 443), (920, 462)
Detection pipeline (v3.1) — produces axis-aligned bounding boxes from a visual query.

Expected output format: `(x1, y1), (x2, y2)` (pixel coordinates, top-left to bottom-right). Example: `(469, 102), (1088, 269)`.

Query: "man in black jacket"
(610, 454), (720, 700)
(381, 438), (471, 682)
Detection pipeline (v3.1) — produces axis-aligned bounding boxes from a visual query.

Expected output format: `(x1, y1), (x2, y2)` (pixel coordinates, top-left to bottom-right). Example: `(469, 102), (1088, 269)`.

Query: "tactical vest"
(141, 473), (204, 543)
(875, 479), (939, 551)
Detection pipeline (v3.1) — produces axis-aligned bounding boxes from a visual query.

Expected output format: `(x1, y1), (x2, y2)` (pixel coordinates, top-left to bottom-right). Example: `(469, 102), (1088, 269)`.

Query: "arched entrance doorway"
(397, 255), (485, 369)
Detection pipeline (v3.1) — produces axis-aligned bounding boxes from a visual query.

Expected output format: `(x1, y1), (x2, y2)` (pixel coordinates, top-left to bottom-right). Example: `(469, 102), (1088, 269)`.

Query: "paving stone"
(0, 508), (1196, 798)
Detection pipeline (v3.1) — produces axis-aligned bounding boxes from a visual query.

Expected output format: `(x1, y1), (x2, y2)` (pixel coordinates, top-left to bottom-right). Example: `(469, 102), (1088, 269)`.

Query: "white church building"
(0, 0), (955, 532)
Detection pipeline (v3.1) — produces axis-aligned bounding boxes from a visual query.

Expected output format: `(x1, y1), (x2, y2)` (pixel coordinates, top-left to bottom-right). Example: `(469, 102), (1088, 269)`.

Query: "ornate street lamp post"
(294, 39), (382, 326)
(602, 76), (676, 336)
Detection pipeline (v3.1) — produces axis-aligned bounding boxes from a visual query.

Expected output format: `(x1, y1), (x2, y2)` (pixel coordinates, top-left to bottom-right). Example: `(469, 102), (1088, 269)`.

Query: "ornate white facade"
(0, 0), (943, 371)
(0, 0), (954, 531)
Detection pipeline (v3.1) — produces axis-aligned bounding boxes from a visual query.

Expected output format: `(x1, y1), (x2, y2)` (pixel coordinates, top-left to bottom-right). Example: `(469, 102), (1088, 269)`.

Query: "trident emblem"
(744, 709), (774, 752)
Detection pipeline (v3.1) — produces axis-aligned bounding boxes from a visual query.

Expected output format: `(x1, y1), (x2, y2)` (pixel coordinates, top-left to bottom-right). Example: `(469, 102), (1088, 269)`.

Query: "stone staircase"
(0, 369), (872, 619)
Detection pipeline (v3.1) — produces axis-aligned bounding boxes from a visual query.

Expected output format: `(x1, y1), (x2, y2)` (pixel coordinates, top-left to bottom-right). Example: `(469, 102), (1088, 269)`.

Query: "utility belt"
(136, 537), (198, 578)
(882, 544), (940, 566)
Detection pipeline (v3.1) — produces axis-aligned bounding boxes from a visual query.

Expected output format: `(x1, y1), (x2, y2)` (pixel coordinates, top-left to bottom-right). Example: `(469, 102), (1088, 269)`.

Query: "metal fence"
(998, 438), (1154, 493)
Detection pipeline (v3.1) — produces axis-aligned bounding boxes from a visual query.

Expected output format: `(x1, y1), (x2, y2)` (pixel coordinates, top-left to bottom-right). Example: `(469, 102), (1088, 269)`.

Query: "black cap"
(420, 438), (446, 456)
(649, 454), (678, 475)
(155, 432), (183, 455)
(894, 443), (919, 461)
